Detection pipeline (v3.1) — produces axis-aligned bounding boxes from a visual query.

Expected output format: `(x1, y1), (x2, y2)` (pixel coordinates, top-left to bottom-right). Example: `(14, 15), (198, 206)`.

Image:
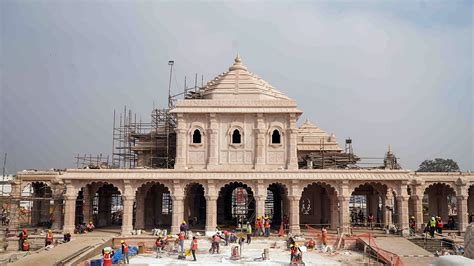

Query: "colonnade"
(8, 178), (474, 237)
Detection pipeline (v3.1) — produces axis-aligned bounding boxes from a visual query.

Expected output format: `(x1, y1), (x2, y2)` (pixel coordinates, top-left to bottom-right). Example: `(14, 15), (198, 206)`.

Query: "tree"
(417, 158), (460, 172)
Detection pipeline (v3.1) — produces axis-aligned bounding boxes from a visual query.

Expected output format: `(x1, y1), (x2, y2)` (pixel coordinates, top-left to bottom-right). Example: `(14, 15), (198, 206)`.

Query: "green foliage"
(417, 158), (460, 172)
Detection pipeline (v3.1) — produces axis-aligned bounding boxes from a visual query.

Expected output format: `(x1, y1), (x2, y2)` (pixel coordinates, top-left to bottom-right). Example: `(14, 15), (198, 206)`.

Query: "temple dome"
(200, 55), (291, 100)
(297, 120), (342, 152)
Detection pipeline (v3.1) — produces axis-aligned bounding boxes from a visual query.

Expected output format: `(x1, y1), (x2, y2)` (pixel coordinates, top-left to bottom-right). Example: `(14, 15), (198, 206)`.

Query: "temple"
(9, 55), (474, 237)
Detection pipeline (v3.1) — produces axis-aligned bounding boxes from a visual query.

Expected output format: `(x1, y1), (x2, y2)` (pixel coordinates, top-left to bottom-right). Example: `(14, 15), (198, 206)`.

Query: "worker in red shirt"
(18, 229), (28, 251)
(178, 231), (185, 254)
(45, 229), (53, 246)
(321, 227), (328, 246)
(307, 238), (316, 250)
(121, 240), (129, 264)
(190, 236), (198, 261)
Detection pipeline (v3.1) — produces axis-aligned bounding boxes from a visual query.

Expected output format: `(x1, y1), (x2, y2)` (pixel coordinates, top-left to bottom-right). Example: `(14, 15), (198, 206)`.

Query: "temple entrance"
(140, 183), (172, 228)
(350, 183), (385, 228)
(184, 183), (206, 229)
(423, 183), (457, 226)
(217, 182), (255, 227)
(265, 183), (288, 228)
(300, 182), (337, 229)
(20, 182), (53, 228)
(92, 184), (122, 227)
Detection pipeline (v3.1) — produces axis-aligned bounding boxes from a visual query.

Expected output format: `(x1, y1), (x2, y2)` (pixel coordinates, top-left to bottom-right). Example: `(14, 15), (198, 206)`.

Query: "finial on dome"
(229, 53), (247, 71)
(235, 53), (241, 63)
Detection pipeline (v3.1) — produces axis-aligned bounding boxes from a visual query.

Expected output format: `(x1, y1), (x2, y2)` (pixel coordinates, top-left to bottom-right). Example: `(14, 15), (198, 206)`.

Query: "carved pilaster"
(254, 113), (266, 169)
(286, 113), (298, 170)
(171, 181), (185, 234)
(175, 113), (187, 169)
(207, 113), (219, 169)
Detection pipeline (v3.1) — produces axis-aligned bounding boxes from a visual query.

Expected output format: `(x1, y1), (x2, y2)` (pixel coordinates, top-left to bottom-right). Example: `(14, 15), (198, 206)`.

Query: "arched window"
(232, 129), (241, 144)
(192, 129), (201, 144)
(271, 129), (281, 144)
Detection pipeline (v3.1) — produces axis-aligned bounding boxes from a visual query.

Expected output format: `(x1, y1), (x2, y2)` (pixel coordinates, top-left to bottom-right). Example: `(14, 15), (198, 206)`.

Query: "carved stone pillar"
(288, 195), (301, 235)
(286, 114), (298, 170)
(411, 194), (424, 230)
(82, 186), (91, 224)
(204, 181), (218, 236)
(63, 182), (77, 233)
(207, 113), (219, 169)
(174, 114), (187, 169)
(51, 199), (63, 230)
(135, 190), (146, 229)
(121, 196), (135, 235)
(171, 195), (184, 234)
(383, 190), (394, 228)
(205, 195), (217, 235)
(63, 196), (76, 233)
(329, 193), (338, 229)
(254, 113), (265, 169)
(120, 181), (135, 235)
(338, 181), (350, 233)
(9, 181), (21, 230)
(338, 196), (350, 233)
(254, 181), (267, 219)
(457, 195), (468, 232)
(396, 195), (410, 236)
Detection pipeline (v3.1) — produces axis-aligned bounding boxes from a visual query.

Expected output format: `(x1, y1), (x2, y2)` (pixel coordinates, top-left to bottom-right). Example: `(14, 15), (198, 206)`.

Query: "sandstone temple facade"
(11, 56), (474, 236)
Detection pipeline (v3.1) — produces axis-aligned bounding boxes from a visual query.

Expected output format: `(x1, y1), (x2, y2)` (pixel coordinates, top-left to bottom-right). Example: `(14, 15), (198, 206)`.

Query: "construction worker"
(223, 230), (229, 246)
(264, 217), (271, 237)
(428, 216), (436, 238)
(255, 216), (262, 236)
(212, 233), (221, 254)
(63, 232), (71, 242)
(409, 216), (416, 236)
(18, 229), (28, 251)
(307, 238), (316, 250)
(22, 239), (30, 251)
(321, 227), (328, 246)
(102, 247), (113, 266)
(121, 240), (129, 264)
(45, 229), (54, 246)
(86, 221), (95, 232)
(436, 216), (443, 234)
(283, 215), (289, 233)
(178, 231), (185, 254)
(290, 243), (302, 264)
(180, 221), (188, 236)
(190, 236), (197, 261)
(368, 213), (374, 230)
(246, 222), (252, 244)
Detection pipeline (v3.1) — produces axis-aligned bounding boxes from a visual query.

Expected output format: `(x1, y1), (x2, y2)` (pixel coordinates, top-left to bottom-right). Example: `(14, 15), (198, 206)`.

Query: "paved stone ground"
(127, 239), (365, 266)
(5, 231), (116, 266)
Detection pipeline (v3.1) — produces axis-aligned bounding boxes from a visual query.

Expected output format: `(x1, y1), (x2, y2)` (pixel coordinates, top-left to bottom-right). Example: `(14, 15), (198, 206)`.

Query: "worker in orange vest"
(103, 247), (112, 266)
(255, 216), (262, 236)
(18, 229), (28, 251)
(190, 236), (198, 261)
(178, 231), (185, 255)
(121, 240), (129, 264)
(22, 239), (30, 251)
(45, 229), (53, 246)
(264, 217), (271, 237)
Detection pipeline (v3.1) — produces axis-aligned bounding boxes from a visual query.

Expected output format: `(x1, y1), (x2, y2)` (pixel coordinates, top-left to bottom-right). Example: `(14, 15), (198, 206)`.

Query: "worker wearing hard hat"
(121, 240), (129, 264)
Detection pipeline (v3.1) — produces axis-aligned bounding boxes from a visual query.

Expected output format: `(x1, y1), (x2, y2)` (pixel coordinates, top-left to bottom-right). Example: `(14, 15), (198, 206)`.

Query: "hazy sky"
(1, 0), (472, 173)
